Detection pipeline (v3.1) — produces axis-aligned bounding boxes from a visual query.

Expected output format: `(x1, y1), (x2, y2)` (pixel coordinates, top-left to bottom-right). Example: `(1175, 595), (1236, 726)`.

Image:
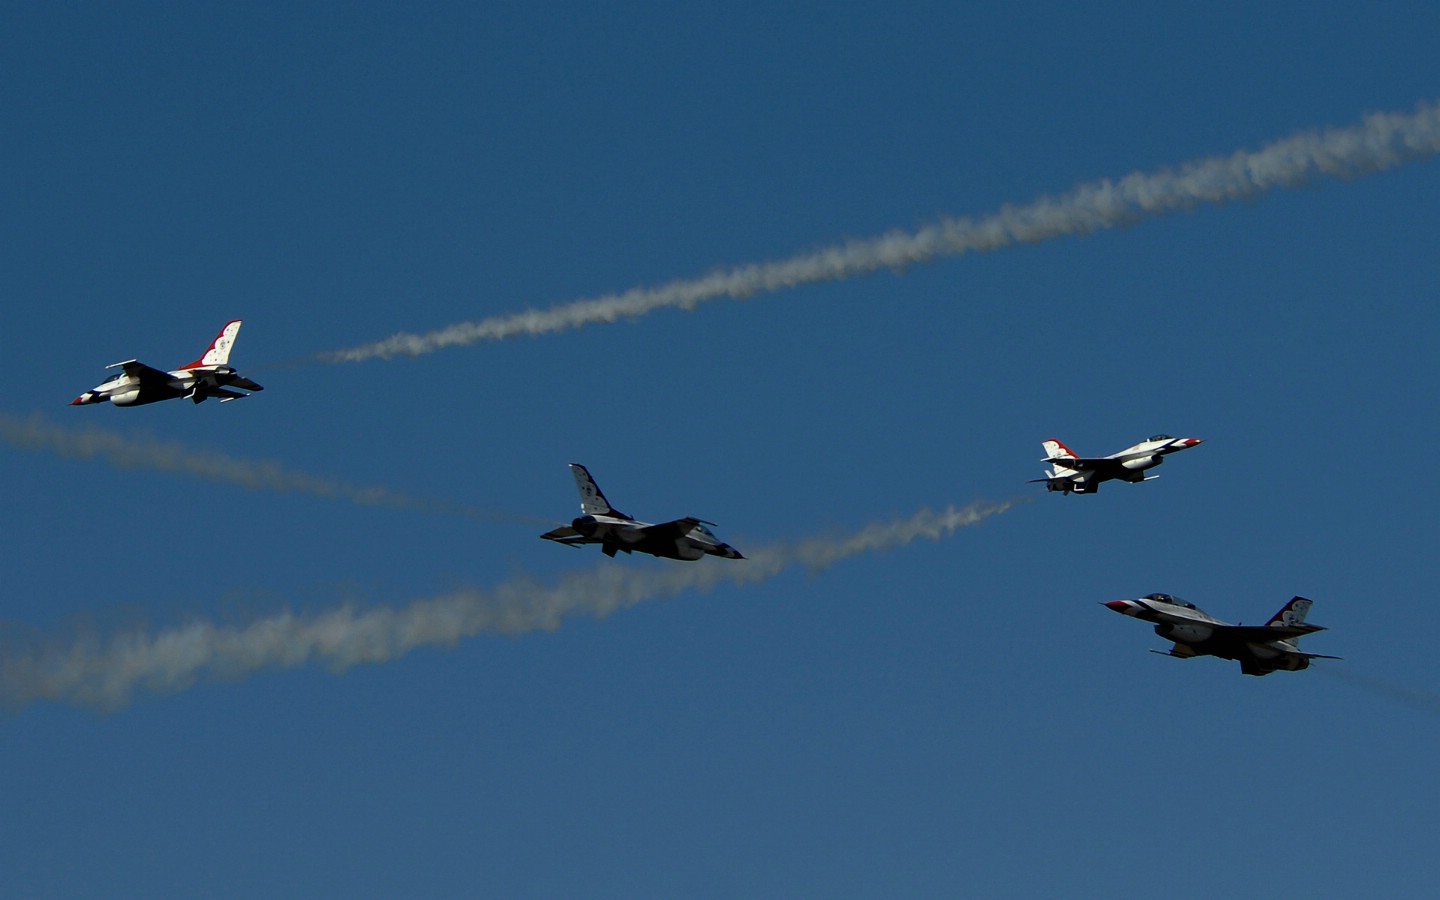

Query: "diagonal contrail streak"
(0, 499), (1014, 710)
(320, 101), (1440, 362)
(1312, 664), (1440, 718)
(0, 412), (533, 522)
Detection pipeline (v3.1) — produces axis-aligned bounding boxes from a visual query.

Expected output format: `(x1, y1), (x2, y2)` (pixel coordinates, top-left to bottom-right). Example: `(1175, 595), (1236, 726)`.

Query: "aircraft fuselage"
(1037, 435), (1202, 494)
(540, 463), (746, 562)
(1105, 594), (1328, 676)
(72, 365), (256, 406)
(70, 321), (263, 408)
(571, 515), (742, 561)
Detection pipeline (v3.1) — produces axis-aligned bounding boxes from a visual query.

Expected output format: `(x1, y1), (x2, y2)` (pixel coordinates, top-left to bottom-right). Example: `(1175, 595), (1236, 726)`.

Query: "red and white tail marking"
(1043, 438), (1078, 460)
(181, 320), (243, 369)
(1042, 439), (1082, 476)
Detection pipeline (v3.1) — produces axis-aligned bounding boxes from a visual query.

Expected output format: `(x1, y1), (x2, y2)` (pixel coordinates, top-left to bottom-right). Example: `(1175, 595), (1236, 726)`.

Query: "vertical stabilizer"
(182, 320), (243, 369)
(1266, 596), (1313, 628)
(1042, 439), (1078, 462)
(1041, 439), (1082, 478)
(569, 463), (624, 518)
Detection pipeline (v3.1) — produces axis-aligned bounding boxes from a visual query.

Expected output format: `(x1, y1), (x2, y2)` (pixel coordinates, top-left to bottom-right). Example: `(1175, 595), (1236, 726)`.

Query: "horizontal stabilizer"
(540, 525), (591, 546)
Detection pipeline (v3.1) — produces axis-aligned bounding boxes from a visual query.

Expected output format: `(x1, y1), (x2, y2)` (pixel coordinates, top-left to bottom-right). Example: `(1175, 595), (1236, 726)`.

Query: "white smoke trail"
(0, 499), (1013, 710)
(1312, 665), (1440, 718)
(321, 101), (1440, 362)
(0, 412), (529, 522)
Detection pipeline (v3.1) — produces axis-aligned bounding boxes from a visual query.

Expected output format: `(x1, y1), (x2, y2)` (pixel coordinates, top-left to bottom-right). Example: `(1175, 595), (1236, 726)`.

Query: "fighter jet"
(1031, 434), (1201, 494)
(540, 463), (745, 561)
(1104, 593), (1340, 676)
(71, 320), (264, 407)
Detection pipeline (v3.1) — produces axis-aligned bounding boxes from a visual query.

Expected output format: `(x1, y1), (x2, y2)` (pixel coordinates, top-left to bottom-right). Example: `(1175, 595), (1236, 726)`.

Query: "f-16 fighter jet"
(1104, 593), (1339, 676)
(1031, 434), (1201, 494)
(71, 320), (264, 407)
(541, 463), (745, 561)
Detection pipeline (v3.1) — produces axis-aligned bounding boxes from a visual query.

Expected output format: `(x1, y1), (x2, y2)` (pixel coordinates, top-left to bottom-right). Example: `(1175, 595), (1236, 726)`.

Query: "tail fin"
(568, 463), (626, 518)
(181, 320), (243, 369)
(1042, 439), (1078, 462)
(1041, 439), (1081, 479)
(1266, 596), (1313, 628)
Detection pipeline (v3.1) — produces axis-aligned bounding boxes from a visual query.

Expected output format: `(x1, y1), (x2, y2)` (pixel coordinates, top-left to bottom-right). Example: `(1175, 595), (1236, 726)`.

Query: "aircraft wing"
(111, 359), (174, 385)
(1219, 624), (1326, 642)
(1046, 456), (1122, 472)
(638, 517), (704, 539)
(1152, 643), (1200, 659)
(540, 525), (596, 546)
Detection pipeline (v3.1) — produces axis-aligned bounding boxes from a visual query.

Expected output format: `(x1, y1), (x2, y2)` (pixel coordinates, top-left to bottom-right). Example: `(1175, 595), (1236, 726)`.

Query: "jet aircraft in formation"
(541, 463), (745, 561)
(1032, 434), (1202, 494)
(71, 320), (264, 407)
(59, 322), (1335, 675)
(1104, 593), (1339, 676)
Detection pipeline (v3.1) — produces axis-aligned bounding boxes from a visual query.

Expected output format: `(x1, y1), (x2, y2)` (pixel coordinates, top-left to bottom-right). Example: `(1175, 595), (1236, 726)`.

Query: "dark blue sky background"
(3, 3), (1439, 897)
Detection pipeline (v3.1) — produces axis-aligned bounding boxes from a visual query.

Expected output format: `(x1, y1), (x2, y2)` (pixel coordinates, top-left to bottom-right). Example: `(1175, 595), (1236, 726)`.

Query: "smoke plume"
(0, 499), (1013, 710)
(321, 101), (1440, 362)
(0, 412), (524, 522)
(1313, 664), (1440, 718)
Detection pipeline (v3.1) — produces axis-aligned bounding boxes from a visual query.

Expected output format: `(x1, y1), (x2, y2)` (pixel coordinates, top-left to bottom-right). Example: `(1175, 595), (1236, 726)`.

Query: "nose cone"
(70, 393), (94, 406)
(1182, 438), (1202, 447)
(1104, 600), (1138, 616)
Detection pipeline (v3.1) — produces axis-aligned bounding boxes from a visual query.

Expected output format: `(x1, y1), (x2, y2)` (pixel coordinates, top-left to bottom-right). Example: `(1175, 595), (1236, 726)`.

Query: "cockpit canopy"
(691, 523), (719, 542)
(1143, 592), (1195, 609)
(1148, 434), (1173, 442)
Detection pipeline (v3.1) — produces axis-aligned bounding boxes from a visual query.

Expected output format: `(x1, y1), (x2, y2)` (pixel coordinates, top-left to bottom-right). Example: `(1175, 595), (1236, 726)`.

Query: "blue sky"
(3, 2), (1439, 897)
